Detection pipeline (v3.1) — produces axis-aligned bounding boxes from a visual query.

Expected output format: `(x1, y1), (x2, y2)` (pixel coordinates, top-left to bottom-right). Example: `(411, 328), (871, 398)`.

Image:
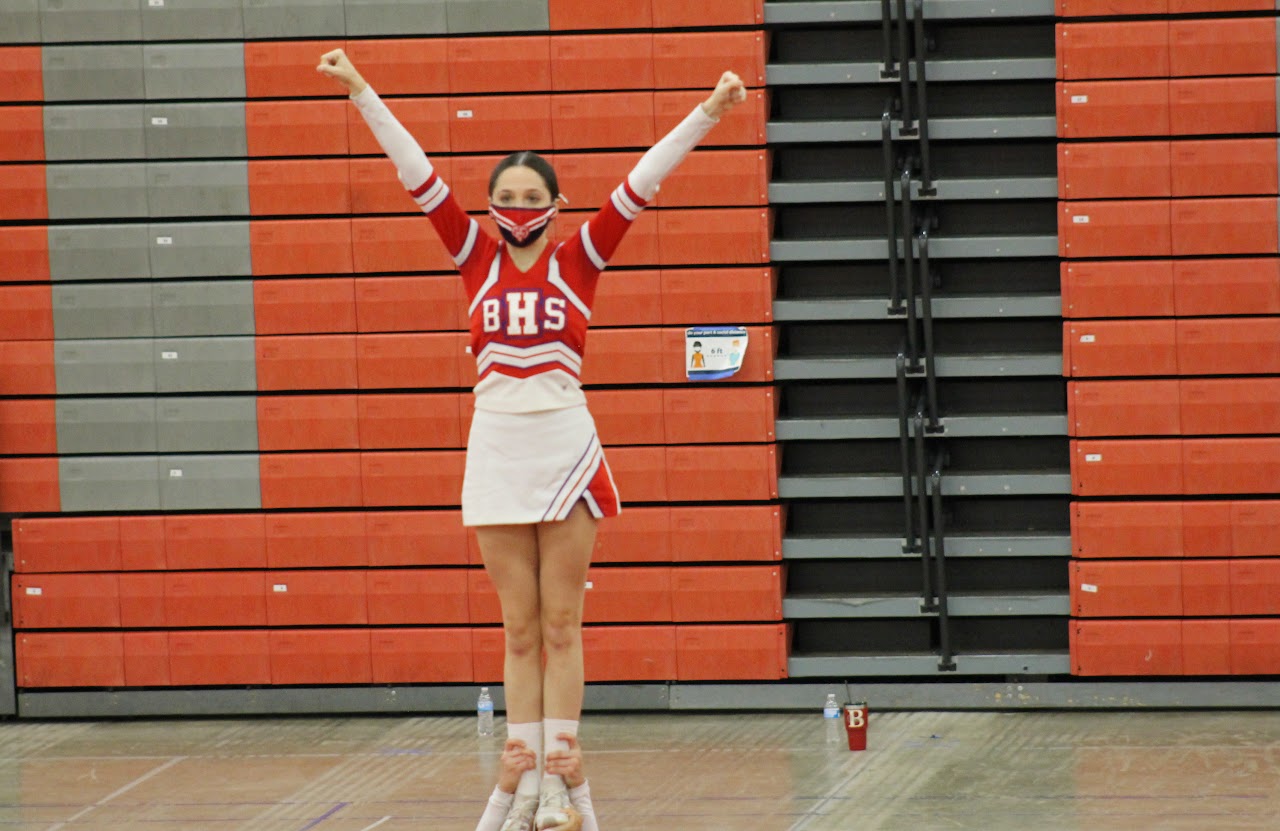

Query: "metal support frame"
(917, 229), (942, 432)
(879, 0), (898, 79)
(1, 549), (15, 717)
(895, 354), (919, 557)
(878, 0), (952, 669)
(882, 107), (904, 315)
(912, 0), (936, 195)
(900, 169), (921, 371)
(895, 0), (915, 134)
(912, 408), (935, 613)
(929, 465), (957, 671)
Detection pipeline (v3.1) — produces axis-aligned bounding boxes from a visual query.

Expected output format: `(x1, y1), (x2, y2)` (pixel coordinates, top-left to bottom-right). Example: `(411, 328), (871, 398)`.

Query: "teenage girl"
(318, 48), (745, 831)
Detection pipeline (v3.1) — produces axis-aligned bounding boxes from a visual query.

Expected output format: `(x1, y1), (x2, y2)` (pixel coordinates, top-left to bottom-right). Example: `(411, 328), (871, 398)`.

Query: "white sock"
(543, 718), (579, 786)
(507, 721), (543, 796)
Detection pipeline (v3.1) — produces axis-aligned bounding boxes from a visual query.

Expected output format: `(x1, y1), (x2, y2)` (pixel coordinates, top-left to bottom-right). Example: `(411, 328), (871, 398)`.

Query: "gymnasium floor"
(1, 710), (1276, 830)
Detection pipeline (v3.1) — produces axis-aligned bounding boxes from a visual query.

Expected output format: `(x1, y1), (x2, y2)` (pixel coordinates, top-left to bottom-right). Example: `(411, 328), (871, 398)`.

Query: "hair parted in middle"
(489, 151), (561, 202)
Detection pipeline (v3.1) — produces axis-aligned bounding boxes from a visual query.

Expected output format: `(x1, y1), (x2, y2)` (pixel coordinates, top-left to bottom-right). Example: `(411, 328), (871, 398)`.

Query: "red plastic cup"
(844, 702), (868, 751)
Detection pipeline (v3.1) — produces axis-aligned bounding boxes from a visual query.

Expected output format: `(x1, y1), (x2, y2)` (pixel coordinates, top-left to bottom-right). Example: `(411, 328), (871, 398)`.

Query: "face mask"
(489, 204), (557, 247)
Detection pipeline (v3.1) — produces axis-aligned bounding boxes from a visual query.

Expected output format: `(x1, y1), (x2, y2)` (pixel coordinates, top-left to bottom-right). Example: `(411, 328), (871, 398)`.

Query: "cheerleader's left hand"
(701, 71), (748, 119)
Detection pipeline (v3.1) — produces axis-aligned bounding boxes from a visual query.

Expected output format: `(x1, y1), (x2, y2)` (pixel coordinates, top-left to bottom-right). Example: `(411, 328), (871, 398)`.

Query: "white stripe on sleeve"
(579, 223), (607, 271)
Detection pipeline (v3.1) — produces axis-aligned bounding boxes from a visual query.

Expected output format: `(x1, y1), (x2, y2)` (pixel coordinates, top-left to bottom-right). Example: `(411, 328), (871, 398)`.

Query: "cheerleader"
(319, 48), (744, 831)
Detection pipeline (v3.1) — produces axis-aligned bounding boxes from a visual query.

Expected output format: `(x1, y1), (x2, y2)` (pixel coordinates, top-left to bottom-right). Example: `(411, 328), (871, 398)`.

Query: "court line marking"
(46, 755), (186, 831)
(359, 818), (392, 831)
(299, 801), (350, 830)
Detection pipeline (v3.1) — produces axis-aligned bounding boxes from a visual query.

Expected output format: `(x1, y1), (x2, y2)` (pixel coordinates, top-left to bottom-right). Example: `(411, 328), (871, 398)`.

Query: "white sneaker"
(501, 793), (539, 831)
(535, 777), (572, 830)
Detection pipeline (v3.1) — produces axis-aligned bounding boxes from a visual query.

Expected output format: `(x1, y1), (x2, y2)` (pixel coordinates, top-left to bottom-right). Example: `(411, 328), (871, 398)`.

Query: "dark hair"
(489, 151), (559, 200)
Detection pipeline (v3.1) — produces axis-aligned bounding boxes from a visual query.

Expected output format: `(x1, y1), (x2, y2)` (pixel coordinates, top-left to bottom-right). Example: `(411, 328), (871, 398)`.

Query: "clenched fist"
(317, 48), (368, 96)
(701, 71), (748, 120)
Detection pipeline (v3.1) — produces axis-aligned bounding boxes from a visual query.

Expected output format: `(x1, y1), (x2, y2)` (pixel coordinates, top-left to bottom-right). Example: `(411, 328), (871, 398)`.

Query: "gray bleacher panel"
(59, 457), (161, 512)
(54, 340), (156, 395)
(446, 0), (547, 34)
(143, 103), (247, 159)
(46, 163), (149, 220)
(241, 0), (345, 38)
(156, 397), (259, 453)
(42, 45), (144, 102)
(343, 0), (445, 36)
(152, 280), (255, 337)
(1, 0), (42, 42)
(52, 283), (154, 339)
(142, 0), (244, 41)
(158, 454), (262, 510)
(148, 221), (252, 279)
(144, 43), (247, 101)
(147, 161), (250, 217)
(153, 337), (257, 393)
(55, 398), (158, 455)
(39, 0), (141, 43)
(44, 105), (146, 161)
(48, 224), (152, 281)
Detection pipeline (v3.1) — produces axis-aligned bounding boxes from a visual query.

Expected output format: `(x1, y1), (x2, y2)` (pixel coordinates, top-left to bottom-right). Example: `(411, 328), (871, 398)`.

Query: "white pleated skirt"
(461, 404), (620, 526)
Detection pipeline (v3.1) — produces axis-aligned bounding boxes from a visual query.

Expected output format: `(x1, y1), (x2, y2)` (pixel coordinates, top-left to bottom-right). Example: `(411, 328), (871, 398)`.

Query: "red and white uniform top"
(352, 86), (718, 414)
(408, 169), (646, 413)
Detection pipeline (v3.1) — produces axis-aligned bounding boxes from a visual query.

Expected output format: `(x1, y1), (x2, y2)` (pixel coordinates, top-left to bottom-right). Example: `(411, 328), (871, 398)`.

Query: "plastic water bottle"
(823, 693), (842, 743)
(477, 687), (495, 737)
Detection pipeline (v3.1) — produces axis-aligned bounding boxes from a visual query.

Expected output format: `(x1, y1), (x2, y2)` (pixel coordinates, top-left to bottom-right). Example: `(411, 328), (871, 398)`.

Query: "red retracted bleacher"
(249, 159), (352, 216)
(4, 7), (782, 696)
(251, 219), (354, 275)
(0, 164), (49, 220)
(0, 399), (57, 456)
(1171, 139), (1279, 197)
(0, 106), (44, 162)
(348, 40), (452, 95)
(243, 40), (345, 98)
(0, 226), (51, 281)
(1061, 5), (1280, 682)
(0, 46), (42, 101)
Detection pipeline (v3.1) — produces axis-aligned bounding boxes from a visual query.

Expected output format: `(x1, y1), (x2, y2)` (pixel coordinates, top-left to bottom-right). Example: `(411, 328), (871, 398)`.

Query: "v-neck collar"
(503, 239), (554, 275)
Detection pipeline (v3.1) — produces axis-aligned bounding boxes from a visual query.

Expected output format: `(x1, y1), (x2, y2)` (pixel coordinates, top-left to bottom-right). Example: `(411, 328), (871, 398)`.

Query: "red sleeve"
(409, 171), (491, 269)
(562, 179), (650, 283)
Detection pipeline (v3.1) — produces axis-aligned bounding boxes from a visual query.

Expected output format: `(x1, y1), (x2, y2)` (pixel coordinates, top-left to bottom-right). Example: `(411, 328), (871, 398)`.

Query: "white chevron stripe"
(477, 353), (582, 377)
(467, 249), (500, 316)
(477, 342), (582, 374)
(548, 252), (591, 319)
(477, 340), (583, 363)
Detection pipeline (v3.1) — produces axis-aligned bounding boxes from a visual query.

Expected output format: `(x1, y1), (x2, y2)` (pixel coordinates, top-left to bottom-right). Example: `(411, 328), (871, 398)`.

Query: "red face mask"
(489, 204), (558, 247)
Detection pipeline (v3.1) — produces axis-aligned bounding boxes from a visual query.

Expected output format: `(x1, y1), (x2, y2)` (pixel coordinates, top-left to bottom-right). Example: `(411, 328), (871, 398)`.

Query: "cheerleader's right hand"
(317, 48), (368, 96)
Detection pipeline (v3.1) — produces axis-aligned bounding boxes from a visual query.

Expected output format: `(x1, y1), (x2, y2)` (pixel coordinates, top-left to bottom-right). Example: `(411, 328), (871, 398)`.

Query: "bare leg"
(536, 502), (598, 721)
(476, 523), (543, 724)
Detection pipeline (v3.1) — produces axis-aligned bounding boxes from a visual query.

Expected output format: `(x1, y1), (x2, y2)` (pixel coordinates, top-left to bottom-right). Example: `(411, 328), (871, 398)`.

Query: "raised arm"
(318, 48), (484, 269)
(575, 70), (748, 270)
(318, 48), (431, 192)
(627, 70), (748, 201)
